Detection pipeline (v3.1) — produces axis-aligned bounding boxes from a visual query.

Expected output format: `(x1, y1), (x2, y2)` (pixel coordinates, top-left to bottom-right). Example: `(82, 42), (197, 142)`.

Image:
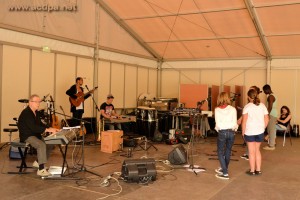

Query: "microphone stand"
(85, 85), (101, 145)
(184, 112), (206, 175)
(53, 110), (102, 178)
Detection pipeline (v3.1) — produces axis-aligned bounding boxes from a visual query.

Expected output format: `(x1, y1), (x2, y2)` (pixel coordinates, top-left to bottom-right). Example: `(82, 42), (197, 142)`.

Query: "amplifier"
(121, 158), (156, 184)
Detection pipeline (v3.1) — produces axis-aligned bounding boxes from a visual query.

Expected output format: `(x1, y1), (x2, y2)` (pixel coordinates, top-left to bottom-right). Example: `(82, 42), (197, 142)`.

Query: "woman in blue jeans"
(214, 92), (238, 180)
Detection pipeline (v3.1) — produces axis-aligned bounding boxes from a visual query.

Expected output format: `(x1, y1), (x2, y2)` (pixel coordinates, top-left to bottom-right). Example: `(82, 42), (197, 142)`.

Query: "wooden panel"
(211, 85), (220, 112)
(1, 46), (30, 142)
(180, 84), (208, 108)
(223, 85), (231, 94)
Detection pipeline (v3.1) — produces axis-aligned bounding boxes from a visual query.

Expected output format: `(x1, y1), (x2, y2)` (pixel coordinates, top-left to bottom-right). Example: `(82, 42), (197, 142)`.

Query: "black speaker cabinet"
(168, 144), (187, 165)
(82, 117), (97, 134)
(121, 158), (156, 183)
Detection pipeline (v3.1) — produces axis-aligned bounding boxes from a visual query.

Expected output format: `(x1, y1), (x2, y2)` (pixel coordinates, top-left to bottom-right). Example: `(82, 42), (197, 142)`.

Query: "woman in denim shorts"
(242, 89), (269, 175)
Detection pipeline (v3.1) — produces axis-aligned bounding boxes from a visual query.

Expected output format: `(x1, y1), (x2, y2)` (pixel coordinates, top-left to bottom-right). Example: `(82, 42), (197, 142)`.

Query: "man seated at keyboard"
(18, 94), (60, 177)
(100, 94), (122, 130)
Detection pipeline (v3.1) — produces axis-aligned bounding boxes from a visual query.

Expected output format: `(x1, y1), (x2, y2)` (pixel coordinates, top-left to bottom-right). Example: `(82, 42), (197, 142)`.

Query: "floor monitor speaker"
(168, 144), (187, 165)
(121, 158), (156, 183)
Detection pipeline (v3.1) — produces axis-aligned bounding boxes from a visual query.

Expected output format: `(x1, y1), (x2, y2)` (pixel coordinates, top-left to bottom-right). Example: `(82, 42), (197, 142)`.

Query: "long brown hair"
(247, 89), (260, 106)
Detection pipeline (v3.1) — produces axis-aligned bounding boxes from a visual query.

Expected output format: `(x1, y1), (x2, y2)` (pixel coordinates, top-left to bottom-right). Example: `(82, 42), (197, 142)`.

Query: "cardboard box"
(101, 130), (123, 153)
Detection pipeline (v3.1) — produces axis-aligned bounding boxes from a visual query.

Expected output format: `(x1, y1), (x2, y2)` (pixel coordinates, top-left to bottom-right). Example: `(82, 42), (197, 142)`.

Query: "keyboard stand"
(42, 144), (80, 180)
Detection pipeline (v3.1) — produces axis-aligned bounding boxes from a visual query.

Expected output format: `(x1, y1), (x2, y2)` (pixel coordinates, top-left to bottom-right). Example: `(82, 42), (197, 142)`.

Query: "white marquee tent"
(1, 0), (300, 142)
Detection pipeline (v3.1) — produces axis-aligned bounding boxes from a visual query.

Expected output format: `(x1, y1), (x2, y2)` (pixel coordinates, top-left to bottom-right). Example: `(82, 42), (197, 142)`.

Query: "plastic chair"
(282, 124), (292, 147)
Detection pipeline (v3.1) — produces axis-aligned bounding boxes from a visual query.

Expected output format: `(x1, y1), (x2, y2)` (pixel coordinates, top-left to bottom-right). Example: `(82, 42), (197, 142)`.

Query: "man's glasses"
(30, 101), (42, 103)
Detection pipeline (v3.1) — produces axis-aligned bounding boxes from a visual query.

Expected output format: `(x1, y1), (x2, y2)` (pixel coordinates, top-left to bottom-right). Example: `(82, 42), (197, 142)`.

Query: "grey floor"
(0, 133), (299, 200)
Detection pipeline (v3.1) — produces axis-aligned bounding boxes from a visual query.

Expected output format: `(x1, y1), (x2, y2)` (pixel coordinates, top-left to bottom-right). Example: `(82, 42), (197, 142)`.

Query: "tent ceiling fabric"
(99, 0), (300, 60)
(0, 0), (300, 61)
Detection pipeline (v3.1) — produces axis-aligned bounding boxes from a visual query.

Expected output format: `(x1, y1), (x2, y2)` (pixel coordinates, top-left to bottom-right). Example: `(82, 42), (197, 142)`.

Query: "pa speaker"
(121, 158), (156, 183)
(168, 144), (187, 165)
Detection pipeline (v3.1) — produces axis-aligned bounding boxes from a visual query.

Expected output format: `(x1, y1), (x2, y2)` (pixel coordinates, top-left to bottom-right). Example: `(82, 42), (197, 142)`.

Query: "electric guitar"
(69, 86), (98, 107)
(50, 95), (60, 129)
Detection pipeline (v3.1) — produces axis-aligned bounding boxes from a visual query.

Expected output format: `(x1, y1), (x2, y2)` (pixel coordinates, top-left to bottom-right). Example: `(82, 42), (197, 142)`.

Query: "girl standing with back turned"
(242, 89), (269, 175)
(214, 92), (238, 180)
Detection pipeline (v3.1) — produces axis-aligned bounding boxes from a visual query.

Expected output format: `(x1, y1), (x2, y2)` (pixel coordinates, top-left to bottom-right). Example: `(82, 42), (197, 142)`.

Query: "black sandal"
(255, 170), (262, 175)
(246, 170), (256, 176)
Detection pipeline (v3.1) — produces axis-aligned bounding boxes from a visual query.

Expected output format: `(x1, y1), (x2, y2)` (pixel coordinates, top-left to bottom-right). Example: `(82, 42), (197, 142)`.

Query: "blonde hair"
(217, 92), (231, 106)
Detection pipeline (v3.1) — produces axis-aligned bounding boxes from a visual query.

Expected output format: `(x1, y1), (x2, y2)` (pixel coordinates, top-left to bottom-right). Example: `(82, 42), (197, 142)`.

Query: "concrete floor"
(0, 133), (299, 200)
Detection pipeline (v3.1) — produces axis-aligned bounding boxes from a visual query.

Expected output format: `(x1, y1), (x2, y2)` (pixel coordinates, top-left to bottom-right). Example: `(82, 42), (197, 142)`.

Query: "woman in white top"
(214, 92), (238, 180)
(242, 89), (269, 175)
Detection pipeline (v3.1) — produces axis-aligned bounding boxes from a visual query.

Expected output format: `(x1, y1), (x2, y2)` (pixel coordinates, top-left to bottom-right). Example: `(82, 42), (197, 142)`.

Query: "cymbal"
(18, 99), (29, 103)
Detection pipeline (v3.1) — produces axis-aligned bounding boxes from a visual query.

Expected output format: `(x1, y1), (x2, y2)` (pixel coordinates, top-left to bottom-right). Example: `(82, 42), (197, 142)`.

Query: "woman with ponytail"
(242, 89), (269, 175)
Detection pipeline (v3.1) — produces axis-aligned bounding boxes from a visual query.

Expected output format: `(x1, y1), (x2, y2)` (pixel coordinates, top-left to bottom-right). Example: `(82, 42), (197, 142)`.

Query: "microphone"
(85, 85), (90, 91)
(198, 98), (208, 105)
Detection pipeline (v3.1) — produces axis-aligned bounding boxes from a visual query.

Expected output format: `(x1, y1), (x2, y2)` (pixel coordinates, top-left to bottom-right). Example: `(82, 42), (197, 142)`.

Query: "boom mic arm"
(198, 97), (209, 105)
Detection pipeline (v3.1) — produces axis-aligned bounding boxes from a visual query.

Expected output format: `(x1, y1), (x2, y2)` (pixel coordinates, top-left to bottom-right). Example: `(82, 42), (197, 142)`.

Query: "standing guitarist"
(66, 77), (94, 127)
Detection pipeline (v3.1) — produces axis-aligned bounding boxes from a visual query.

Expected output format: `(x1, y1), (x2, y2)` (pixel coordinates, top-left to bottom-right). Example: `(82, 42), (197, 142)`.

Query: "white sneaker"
(215, 167), (223, 175)
(37, 169), (52, 177)
(32, 161), (39, 168)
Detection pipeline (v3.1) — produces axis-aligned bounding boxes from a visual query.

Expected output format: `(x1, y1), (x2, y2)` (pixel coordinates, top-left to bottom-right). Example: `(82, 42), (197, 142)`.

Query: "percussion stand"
(184, 113), (206, 175)
(137, 136), (158, 151)
(135, 119), (158, 151)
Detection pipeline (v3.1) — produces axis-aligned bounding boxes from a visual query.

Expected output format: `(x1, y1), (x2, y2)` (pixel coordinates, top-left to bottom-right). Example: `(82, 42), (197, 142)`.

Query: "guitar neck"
(82, 87), (98, 98)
